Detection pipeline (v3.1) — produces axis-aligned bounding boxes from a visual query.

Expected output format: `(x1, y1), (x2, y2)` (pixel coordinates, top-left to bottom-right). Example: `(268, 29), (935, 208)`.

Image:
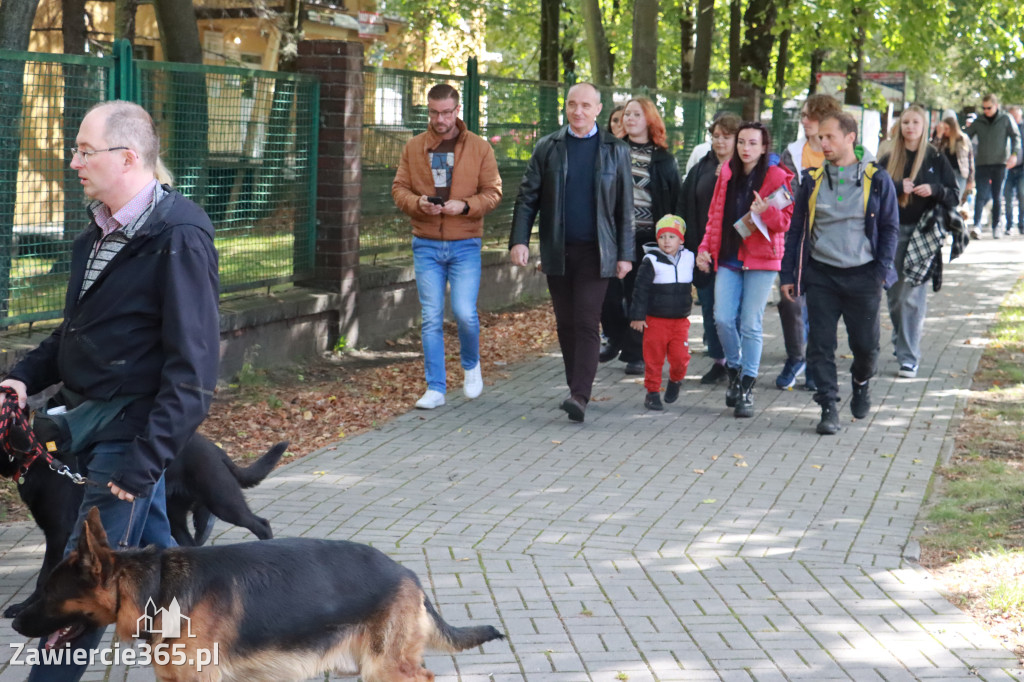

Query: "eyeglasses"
(69, 146), (130, 163)
(711, 135), (732, 142)
(427, 107), (458, 119)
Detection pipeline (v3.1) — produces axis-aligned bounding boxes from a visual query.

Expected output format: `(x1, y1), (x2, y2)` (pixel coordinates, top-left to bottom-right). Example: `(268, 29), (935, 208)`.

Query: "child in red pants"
(630, 214), (695, 410)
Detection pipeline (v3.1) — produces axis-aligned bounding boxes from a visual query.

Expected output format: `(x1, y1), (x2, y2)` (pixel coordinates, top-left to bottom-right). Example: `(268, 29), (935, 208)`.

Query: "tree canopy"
(381, 0), (1024, 109)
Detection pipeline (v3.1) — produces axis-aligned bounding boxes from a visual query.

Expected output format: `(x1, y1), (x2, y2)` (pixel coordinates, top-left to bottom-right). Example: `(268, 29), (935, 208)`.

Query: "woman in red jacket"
(696, 122), (793, 418)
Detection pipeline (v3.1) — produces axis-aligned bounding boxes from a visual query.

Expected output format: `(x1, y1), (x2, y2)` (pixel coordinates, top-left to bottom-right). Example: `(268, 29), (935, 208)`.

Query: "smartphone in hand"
(427, 196), (445, 205)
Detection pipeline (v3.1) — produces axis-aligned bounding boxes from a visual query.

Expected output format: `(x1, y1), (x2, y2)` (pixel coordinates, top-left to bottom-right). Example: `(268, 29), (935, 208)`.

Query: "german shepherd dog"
(13, 508), (505, 681)
(0, 421), (286, 618)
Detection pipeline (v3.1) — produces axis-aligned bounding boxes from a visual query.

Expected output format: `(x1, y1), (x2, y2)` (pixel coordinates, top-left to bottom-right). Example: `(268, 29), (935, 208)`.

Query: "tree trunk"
(0, 0), (41, 320)
(62, 0), (87, 54)
(631, 0), (658, 89)
(152, 0), (203, 64)
(539, 0), (560, 82)
(808, 46), (827, 95)
(61, 0), (95, 250)
(845, 7), (866, 106)
(114, 0), (137, 43)
(737, 0), (776, 89)
(728, 0), (741, 88)
(152, 0), (208, 195)
(679, 0), (695, 92)
(774, 25), (790, 95)
(581, 0), (613, 86)
(691, 0), (713, 93)
(0, 0), (39, 51)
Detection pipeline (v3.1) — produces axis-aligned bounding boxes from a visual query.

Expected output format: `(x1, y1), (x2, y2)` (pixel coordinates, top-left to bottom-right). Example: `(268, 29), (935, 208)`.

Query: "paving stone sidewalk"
(0, 238), (1022, 681)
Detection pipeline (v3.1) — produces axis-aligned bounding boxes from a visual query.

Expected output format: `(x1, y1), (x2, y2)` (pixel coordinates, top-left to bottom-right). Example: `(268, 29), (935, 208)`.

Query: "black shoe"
(664, 380), (681, 403)
(851, 379), (871, 419)
(734, 375), (755, 418)
(804, 373), (818, 392)
(560, 397), (586, 422)
(644, 391), (664, 411)
(816, 402), (840, 435)
(624, 361), (645, 375)
(599, 345), (621, 363)
(725, 367), (741, 407)
(700, 363), (728, 385)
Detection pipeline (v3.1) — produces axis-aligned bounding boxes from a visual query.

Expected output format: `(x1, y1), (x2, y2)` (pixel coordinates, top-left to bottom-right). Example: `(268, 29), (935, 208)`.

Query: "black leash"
(0, 386), (94, 487)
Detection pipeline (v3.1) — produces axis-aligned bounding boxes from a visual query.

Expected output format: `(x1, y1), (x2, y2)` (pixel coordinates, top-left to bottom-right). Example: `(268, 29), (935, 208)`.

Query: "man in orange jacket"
(392, 84), (502, 409)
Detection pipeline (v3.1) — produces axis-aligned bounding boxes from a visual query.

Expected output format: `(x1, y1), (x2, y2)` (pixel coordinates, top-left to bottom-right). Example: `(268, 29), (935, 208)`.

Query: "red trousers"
(643, 316), (691, 393)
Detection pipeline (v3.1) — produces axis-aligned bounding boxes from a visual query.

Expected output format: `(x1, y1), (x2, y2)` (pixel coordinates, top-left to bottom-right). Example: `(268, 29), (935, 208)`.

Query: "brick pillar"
(296, 40), (363, 345)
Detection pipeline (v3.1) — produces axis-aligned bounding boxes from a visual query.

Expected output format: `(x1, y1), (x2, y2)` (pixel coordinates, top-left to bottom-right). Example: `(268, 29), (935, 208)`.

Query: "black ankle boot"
(816, 401), (840, 434)
(734, 375), (755, 418)
(725, 367), (741, 407)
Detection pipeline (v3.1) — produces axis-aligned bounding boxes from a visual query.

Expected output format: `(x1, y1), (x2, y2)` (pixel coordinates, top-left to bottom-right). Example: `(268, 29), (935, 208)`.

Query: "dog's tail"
(230, 441), (288, 488)
(424, 597), (504, 652)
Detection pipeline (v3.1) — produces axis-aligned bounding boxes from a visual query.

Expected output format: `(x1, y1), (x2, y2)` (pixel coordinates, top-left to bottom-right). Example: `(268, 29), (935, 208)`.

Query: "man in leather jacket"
(509, 82), (634, 422)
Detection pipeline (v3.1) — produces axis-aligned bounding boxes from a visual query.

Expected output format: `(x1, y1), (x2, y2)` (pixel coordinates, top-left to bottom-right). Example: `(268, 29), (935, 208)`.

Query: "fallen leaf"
(811, 464), (822, 469)
(701, 498), (716, 504)
(694, 469), (705, 474)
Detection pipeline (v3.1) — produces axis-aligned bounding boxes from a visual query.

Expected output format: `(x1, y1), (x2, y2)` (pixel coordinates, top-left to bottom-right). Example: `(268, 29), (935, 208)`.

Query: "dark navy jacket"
(780, 161), (900, 294)
(8, 188), (220, 497)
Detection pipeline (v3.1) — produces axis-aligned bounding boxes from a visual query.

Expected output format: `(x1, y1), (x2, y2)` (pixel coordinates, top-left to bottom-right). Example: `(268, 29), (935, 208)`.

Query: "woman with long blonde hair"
(878, 105), (960, 378)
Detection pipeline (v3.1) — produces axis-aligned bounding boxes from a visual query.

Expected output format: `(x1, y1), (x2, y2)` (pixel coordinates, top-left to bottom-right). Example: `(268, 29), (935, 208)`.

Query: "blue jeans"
(412, 236), (481, 393)
(28, 440), (174, 682)
(713, 268), (777, 378)
(975, 164), (1007, 230)
(1004, 165), (1024, 231)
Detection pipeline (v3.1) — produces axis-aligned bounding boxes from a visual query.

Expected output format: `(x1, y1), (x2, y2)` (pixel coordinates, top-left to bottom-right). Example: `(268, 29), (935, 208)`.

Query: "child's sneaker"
(644, 392), (664, 411)
(664, 380), (681, 403)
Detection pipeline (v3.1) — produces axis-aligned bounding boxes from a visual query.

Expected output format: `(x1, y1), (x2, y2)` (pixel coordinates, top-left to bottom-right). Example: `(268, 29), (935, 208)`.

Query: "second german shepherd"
(13, 508), (504, 681)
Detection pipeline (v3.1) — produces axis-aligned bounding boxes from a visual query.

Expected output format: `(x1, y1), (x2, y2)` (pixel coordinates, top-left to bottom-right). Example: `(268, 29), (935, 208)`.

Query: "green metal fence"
(0, 43), (319, 329)
(359, 63), (802, 261)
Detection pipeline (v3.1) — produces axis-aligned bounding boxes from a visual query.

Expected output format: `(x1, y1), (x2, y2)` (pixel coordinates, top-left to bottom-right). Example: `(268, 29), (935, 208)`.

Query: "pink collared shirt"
(92, 179), (159, 238)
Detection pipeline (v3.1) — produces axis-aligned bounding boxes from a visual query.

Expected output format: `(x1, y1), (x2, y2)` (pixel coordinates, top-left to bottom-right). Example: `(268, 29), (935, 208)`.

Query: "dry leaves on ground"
(200, 305), (557, 463)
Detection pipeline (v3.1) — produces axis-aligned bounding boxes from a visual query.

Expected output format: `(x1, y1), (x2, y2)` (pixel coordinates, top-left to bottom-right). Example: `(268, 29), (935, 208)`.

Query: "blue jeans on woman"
(713, 267), (777, 378)
(28, 440), (175, 681)
(412, 236), (482, 394)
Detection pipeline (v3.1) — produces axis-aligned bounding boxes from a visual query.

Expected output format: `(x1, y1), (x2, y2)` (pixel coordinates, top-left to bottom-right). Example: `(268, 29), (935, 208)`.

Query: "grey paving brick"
(1, 244), (1022, 681)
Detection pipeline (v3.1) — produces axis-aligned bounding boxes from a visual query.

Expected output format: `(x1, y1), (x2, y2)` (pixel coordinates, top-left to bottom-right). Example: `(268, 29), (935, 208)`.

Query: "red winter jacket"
(698, 159), (794, 271)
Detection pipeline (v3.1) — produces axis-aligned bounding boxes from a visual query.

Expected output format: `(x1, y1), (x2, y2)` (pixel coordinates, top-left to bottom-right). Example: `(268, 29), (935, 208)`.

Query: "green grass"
(921, 274), (1024, 562)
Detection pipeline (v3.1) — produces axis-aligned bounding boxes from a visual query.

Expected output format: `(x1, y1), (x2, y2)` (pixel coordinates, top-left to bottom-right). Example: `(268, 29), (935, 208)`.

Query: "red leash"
(0, 386), (88, 486)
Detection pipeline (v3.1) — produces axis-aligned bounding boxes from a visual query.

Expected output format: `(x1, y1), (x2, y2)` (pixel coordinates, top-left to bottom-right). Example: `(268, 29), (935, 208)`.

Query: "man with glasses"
(392, 83), (502, 409)
(965, 93), (1021, 239)
(509, 82), (634, 422)
(0, 100), (219, 680)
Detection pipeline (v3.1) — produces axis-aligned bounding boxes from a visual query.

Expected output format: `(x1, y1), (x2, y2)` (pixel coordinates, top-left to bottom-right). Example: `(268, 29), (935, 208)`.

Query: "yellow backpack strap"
(807, 166), (825, 230)
(862, 162), (878, 211)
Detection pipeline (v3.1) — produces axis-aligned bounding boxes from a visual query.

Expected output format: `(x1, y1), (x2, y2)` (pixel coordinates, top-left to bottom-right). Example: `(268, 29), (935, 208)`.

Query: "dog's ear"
(75, 507), (115, 585)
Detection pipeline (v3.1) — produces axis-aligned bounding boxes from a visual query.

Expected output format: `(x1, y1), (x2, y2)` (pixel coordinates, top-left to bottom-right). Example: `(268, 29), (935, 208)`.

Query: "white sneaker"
(969, 226), (981, 240)
(898, 364), (918, 378)
(463, 363), (483, 399)
(415, 389), (446, 409)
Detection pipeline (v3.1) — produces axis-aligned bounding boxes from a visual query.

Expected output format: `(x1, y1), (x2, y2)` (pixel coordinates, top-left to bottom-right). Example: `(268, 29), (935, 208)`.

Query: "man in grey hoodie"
(965, 93), (1021, 239)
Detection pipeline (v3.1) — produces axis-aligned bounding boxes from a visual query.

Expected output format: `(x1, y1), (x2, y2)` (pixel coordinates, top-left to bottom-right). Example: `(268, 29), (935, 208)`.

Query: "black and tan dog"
(13, 508), (505, 681)
(0, 425), (286, 618)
